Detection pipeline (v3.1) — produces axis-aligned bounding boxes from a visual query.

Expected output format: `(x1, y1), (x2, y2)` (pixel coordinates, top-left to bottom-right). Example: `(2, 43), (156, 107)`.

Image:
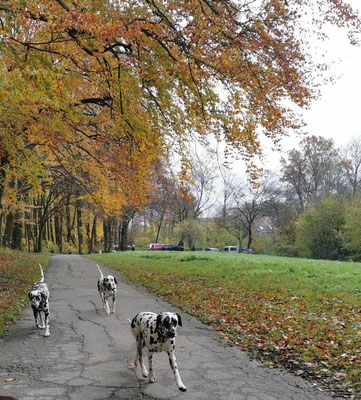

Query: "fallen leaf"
(5, 378), (16, 382)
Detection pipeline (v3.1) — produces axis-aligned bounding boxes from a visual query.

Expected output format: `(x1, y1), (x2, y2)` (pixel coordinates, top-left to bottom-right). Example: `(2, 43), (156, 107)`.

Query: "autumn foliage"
(0, 0), (360, 251)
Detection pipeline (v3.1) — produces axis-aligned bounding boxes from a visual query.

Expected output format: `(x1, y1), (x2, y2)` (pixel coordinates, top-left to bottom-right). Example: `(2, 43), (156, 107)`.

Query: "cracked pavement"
(0, 255), (343, 400)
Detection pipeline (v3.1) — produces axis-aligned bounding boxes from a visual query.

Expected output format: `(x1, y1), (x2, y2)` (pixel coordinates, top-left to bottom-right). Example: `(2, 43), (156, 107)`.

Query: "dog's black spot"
(150, 336), (157, 345)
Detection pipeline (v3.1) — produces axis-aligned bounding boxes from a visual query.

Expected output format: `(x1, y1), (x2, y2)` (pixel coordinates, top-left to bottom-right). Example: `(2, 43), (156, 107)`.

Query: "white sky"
(228, 0), (361, 174)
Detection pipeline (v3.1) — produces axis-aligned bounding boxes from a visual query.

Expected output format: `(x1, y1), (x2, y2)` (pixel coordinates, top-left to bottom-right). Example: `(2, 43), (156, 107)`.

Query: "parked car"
(147, 243), (165, 251)
(163, 244), (184, 251)
(221, 246), (238, 253)
(241, 248), (255, 254)
(204, 247), (219, 252)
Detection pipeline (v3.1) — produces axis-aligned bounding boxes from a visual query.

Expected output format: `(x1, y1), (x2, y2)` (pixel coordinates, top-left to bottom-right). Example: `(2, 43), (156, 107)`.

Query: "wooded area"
(0, 0), (360, 255)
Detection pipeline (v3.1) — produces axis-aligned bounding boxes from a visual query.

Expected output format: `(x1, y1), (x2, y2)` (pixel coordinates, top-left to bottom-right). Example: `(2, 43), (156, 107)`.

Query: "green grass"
(0, 247), (50, 338)
(86, 251), (361, 396)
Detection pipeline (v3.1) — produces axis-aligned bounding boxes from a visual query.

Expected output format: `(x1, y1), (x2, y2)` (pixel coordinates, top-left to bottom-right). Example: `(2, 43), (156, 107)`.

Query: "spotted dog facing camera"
(130, 311), (186, 392)
(96, 264), (117, 315)
(28, 264), (50, 337)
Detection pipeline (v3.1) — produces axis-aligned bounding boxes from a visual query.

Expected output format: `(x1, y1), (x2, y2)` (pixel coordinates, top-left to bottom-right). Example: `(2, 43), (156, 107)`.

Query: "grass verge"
(87, 251), (361, 398)
(0, 247), (50, 339)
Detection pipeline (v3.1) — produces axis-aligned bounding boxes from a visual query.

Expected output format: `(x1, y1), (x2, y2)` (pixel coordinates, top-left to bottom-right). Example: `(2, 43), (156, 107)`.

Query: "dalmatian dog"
(130, 312), (186, 392)
(28, 264), (50, 337)
(96, 264), (117, 315)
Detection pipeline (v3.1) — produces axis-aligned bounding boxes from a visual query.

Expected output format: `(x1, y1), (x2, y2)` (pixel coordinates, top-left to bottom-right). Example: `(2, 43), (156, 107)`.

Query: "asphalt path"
(0, 255), (343, 400)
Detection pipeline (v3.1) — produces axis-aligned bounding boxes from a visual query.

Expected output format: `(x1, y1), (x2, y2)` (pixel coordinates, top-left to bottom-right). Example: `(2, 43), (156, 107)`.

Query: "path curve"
(0, 255), (343, 400)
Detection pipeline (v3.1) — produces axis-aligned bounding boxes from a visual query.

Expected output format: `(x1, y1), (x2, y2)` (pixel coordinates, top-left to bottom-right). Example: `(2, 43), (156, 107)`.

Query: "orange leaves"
(1, 0), (361, 208)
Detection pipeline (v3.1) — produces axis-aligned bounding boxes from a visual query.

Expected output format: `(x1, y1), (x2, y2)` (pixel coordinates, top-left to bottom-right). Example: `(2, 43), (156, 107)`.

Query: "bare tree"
(232, 182), (271, 249)
(190, 152), (218, 219)
(341, 136), (361, 196)
(216, 175), (247, 251)
(281, 136), (343, 210)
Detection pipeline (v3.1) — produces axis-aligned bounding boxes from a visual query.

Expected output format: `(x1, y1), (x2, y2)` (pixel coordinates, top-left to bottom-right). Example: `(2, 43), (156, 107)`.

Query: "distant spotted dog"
(28, 264), (50, 337)
(130, 312), (186, 392)
(96, 264), (117, 315)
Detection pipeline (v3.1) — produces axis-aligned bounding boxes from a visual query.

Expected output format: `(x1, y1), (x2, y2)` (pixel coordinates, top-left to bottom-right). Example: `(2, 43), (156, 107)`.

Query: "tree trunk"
(66, 195), (72, 244)
(55, 214), (63, 253)
(76, 200), (83, 254)
(120, 220), (129, 251)
(247, 227), (253, 249)
(103, 218), (110, 253)
(3, 178), (18, 247)
(89, 215), (97, 254)
(155, 214), (164, 243)
(3, 212), (14, 247)
(50, 215), (55, 244)
(26, 224), (33, 252)
(108, 218), (114, 252)
(12, 212), (23, 249)
(0, 153), (8, 245)
(36, 224), (44, 252)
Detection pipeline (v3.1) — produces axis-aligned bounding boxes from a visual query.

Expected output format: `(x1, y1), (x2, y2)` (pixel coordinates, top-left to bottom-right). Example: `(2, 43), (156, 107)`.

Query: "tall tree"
(2, 0), (359, 180)
(281, 136), (344, 210)
(341, 137), (361, 196)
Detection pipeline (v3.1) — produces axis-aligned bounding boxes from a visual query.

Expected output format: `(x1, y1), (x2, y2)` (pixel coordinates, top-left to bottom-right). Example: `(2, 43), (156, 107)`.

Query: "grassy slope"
(0, 248), (50, 338)
(87, 251), (361, 395)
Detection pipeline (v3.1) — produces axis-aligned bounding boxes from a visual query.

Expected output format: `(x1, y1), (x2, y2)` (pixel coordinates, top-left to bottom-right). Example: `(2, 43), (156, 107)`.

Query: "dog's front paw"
(148, 374), (155, 383)
(179, 385), (187, 392)
(44, 331), (50, 337)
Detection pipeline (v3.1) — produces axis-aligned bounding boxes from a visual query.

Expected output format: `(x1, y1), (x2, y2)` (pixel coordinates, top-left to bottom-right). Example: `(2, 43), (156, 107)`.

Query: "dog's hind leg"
(32, 309), (40, 328)
(38, 311), (45, 329)
(135, 334), (148, 377)
(148, 351), (155, 383)
(44, 307), (50, 337)
(168, 351), (186, 392)
(111, 293), (116, 314)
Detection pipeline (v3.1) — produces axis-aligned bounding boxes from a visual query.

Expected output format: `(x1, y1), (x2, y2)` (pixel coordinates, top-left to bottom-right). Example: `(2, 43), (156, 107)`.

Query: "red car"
(147, 243), (165, 251)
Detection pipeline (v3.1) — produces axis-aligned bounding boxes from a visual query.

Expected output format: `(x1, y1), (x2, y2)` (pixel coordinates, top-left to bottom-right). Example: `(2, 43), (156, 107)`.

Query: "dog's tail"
(39, 264), (45, 282)
(96, 264), (104, 279)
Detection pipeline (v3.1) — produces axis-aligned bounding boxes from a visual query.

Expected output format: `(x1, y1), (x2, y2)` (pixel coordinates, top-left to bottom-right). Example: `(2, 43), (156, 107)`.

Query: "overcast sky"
(230, 0), (361, 173)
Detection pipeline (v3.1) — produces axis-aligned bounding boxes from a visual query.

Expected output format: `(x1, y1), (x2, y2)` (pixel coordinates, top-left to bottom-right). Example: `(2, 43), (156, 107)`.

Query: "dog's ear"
(176, 313), (182, 327)
(40, 291), (47, 300)
(156, 314), (163, 332)
(28, 292), (32, 300)
(114, 277), (118, 284)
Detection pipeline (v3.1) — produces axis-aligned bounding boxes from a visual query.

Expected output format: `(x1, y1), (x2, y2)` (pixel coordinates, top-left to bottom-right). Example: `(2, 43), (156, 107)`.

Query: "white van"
(221, 246), (238, 253)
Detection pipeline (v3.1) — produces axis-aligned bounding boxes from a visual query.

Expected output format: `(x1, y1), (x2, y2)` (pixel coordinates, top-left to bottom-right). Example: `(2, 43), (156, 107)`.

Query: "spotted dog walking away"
(28, 264), (50, 337)
(130, 312), (186, 392)
(96, 264), (117, 315)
